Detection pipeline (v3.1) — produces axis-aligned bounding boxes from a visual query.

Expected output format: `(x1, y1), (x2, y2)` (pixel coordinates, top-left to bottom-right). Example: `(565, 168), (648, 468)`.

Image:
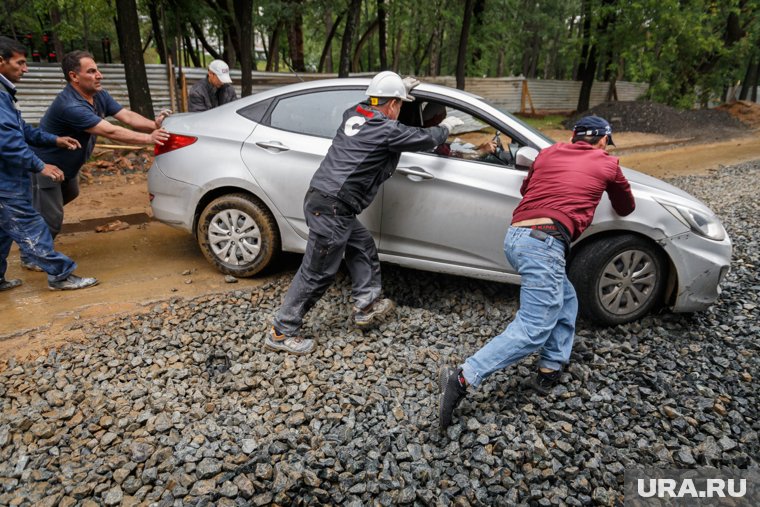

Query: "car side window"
(266, 89), (367, 138)
(237, 98), (273, 123)
(412, 100), (521, 167)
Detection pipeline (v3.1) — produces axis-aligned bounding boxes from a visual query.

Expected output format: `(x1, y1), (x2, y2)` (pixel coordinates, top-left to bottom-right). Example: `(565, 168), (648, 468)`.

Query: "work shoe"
(354, 298), (395, 327)
(0, 278), (22, 292)
(20, 260), (43, 272)
(438, 366), (467, 433)
(48, 274), (99, 291)
(524, 369), (562, 395)
(265, 327), (315, 355)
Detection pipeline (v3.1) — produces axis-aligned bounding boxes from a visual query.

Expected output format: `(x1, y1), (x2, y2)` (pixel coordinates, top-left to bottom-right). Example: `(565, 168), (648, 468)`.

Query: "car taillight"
(155, 134), (197, 156)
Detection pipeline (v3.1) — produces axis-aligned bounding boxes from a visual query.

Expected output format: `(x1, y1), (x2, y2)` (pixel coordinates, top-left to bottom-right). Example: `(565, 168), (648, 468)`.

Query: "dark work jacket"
(0, 77), (57, 197)
(187, 78), (237, 112)
(309, 103), (449, 214)
(512, 141), (635, 240)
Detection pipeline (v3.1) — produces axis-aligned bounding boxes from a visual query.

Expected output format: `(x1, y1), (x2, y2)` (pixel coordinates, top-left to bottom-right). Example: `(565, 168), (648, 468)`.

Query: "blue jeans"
(0, 193), (76, 283)
(461, 226), (577, 388)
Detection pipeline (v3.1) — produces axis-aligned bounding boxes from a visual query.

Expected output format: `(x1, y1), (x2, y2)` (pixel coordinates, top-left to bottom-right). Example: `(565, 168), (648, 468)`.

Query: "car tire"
(568, 235), (666, 325)
(197, 193), (280, 277)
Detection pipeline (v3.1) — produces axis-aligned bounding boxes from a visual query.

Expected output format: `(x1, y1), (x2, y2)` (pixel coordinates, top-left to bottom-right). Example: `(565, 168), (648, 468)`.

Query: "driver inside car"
(421, 102), (497, 159)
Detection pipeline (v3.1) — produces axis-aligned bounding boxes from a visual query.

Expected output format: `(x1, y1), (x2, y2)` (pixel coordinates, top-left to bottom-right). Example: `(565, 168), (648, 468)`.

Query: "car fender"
(192, 176), (304, 251)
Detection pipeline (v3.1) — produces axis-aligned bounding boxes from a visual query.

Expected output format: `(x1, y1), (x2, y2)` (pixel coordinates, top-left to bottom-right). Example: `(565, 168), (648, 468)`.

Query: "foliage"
(2, 0), (759, 107)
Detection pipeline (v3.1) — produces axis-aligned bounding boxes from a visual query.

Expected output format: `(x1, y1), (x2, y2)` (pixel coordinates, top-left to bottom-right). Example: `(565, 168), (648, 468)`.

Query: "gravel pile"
(564, 101), (748, 139)
(1, 162), (758, 506)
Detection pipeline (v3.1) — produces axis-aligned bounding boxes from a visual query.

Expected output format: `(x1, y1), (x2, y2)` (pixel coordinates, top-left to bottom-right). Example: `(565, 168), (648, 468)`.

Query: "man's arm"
(607, 165), (636, 216)
(86, 119), (169, 146)
(113, 108), (165, 133)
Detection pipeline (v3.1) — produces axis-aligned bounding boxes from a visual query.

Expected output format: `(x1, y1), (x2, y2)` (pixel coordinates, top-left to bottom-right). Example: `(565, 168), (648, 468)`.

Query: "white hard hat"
(365, 71), (414, 103)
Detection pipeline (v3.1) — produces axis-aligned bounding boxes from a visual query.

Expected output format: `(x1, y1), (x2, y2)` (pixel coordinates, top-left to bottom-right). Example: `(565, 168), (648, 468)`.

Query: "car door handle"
(256, 141), (290, 152)
(397, 167), (434, 180)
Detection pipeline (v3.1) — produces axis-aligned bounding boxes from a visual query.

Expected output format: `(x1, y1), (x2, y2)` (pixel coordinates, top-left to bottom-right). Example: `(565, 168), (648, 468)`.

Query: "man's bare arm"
(85, 119), (169, 145)
(113, 108), (160, 133)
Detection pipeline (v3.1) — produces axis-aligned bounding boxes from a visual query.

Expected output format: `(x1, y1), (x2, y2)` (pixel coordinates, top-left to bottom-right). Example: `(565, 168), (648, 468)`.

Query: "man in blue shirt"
(0, 36), (98, 291)
(22, 51), (170, 270)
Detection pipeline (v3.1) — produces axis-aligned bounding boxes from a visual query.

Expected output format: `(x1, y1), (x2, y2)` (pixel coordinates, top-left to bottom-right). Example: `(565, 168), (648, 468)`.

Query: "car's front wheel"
(197, 194), (280, 277)
(568, 235), (666, 325)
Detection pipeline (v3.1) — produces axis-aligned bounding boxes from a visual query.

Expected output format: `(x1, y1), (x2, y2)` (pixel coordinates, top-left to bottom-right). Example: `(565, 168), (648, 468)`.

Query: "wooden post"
(167, 54), (177, 113)
(180, 73), (188, 112)
(520, 79), (536, 115)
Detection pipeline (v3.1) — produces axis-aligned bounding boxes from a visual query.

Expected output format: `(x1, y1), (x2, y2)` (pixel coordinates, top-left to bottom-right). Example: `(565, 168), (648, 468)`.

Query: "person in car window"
(188, 60), (237, 112)
(268, 71), (463, 355)
(0, 37), (98, 291)
(22, 50), (170, 272)
(438, 115), (636, 433)
(421, 102), (496, 158)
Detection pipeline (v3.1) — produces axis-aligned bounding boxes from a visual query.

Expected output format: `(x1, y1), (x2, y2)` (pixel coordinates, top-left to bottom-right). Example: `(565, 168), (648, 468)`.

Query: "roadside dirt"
(1, 130), (759, 366)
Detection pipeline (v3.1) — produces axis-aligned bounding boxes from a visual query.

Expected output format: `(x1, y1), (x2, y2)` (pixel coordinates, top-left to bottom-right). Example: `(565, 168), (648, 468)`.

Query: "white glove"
(402, 76), (420, 94)
(438, 116), (463, 133)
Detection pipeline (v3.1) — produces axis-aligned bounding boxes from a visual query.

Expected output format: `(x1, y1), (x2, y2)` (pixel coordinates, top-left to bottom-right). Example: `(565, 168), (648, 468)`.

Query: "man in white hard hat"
(268, 71), (464, 355)
(188, 59), (237, 112)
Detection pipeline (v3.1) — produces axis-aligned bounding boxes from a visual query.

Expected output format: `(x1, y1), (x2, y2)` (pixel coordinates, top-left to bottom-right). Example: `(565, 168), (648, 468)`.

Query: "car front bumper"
(660, 231), (732, 313)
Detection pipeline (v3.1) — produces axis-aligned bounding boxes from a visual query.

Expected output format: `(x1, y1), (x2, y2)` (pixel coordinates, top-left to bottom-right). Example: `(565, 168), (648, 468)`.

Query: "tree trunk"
(455, 0), (475, 90)
(576, 0), (597, 113)
(377, 0), (388, 70)
(339, 0), (361, 77)
(266, 22), (281, 72)
(115, 0), (154, 117)
(352, 18), (379, 73)
(183, 31), (200, 68)
(189, 19), (221, 61)
(234, 0), (253, 96)
(428, 18), (442, 77)
(49, 7), (65, 62)
(147, 0), (167, 64)
(286, 1), (306, 72)
(392, 27), (402, 72)
(318, 11), (344, 73)
(739, 50), (758, 100)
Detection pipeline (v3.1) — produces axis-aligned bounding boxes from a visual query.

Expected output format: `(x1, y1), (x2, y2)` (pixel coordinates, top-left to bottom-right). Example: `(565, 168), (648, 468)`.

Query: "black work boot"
(524, 369), (562, 395)
(438, 366), (467, 433)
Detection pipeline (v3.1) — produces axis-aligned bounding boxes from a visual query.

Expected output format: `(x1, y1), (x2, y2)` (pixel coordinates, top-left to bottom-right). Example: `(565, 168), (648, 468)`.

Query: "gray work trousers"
(30, 172), (80, 238)
(273, 188), (382, 336)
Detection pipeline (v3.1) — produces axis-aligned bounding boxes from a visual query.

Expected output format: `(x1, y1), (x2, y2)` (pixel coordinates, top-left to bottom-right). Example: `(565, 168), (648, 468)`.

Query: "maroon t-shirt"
(511, 142), (635, 240)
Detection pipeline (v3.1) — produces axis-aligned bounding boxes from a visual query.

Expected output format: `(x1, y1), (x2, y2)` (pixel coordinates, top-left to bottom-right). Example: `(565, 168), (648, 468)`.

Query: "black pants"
(273, 189), (381, 335)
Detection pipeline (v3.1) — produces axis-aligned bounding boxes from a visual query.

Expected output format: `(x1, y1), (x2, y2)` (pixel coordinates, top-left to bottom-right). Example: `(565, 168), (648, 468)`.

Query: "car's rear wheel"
(568, 235), (666, 325)
(197, 194), (280, 277)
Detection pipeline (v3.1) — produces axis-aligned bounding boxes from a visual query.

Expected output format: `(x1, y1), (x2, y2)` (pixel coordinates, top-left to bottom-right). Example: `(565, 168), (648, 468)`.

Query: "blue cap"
(573, 115), (615, 146)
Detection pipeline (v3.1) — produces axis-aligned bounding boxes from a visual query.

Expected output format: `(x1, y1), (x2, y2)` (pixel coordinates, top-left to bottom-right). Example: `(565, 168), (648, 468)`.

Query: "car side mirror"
(515, 146), (539, 169)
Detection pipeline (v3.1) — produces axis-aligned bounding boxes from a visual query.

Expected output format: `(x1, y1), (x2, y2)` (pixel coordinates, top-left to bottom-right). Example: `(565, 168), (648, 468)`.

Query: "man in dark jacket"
(188, 60), (237, 112)
(269, 71), (463, 355)
(439, 116), (636, 432)
(0, 36), (97, 291)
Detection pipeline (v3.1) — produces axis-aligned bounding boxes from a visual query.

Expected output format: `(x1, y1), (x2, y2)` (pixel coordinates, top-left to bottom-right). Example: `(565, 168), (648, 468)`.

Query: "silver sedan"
(148, 78), (732, 325)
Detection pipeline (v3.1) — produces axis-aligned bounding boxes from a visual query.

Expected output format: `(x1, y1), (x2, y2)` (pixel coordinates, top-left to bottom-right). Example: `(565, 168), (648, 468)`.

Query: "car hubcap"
(598, 249), (657, 316)
(208, 209), (261, 265)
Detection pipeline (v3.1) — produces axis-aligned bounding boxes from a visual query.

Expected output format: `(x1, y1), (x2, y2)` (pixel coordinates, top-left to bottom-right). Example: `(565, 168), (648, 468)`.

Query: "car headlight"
(658, 200), (726, 241)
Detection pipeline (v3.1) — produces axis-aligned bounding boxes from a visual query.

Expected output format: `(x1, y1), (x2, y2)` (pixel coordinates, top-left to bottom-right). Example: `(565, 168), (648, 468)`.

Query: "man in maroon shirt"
(439, 116), (635, 432)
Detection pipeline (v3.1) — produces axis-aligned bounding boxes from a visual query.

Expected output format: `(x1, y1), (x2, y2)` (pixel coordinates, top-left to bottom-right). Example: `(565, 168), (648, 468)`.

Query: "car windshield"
(480, 99), (556, 145)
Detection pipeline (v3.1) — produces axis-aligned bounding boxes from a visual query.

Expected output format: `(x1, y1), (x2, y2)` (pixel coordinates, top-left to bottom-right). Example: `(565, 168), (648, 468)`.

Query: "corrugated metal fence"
(16, 63), (648, 125)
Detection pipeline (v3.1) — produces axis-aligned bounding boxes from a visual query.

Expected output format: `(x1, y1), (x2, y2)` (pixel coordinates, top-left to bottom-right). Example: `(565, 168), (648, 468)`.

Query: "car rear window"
(267, 89), (366, 138)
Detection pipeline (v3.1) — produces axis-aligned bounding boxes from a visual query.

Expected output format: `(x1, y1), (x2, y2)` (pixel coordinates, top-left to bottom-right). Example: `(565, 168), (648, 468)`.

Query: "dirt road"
(1, 132), (759, 363)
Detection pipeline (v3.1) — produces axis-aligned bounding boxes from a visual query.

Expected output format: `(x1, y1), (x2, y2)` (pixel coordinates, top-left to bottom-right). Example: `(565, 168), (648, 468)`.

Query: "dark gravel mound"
(564, 101), (748, 139)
